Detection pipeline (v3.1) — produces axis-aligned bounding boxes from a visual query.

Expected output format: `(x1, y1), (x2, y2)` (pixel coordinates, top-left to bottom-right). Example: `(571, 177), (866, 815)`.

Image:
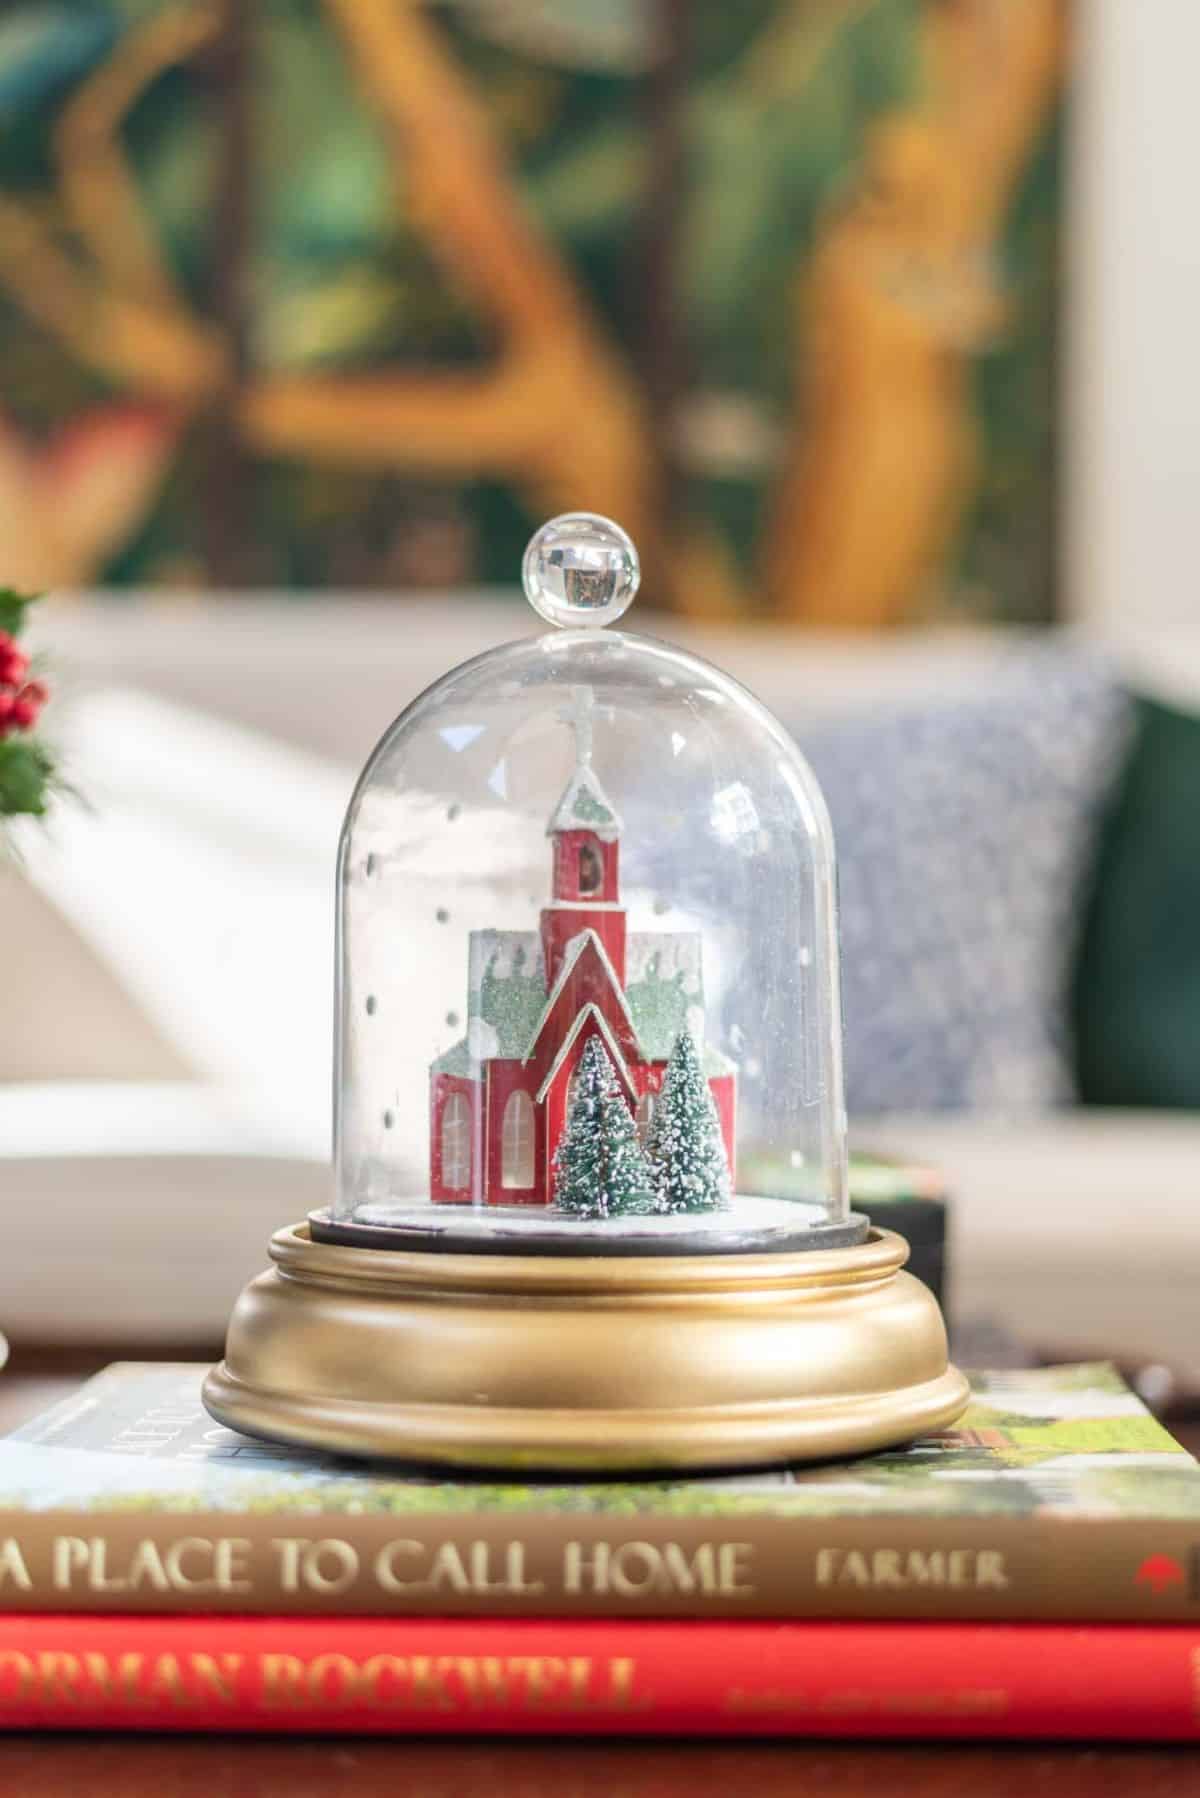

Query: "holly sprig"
(0, 590), (55, 821)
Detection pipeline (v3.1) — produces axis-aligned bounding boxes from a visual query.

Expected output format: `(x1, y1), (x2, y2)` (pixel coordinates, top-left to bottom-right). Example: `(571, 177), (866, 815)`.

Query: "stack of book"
(0, 1361), (1197, 1739)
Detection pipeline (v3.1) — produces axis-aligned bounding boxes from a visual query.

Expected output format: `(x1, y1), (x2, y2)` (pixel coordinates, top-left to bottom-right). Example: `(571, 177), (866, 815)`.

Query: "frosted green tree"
(552, 1034), (656, 1218)
(647, 1031), (731, 1214)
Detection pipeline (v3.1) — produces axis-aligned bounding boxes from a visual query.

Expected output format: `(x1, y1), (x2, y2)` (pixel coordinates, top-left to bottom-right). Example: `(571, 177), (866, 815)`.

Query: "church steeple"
(541, 685), (626, 984)
(548, 685), (622, 902)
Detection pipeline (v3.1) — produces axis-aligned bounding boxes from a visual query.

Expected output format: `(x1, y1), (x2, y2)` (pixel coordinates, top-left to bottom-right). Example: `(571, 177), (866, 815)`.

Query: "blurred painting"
(0, 0), (1064, 622)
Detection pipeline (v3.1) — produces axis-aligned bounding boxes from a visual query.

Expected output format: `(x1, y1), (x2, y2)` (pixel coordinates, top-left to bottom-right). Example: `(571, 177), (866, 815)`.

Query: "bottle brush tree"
(552, 1033), (656, 1218)
(647, 1030), (731, 1214)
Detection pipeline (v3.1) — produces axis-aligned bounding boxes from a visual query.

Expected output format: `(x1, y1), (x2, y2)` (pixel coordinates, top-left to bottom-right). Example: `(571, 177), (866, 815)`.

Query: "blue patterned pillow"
(792, 650), (1131, 1113)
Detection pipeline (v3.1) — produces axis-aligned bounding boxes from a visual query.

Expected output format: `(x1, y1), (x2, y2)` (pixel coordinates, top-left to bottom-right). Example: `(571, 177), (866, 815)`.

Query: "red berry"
(0, 647), (27, 686)
(11, 697), (36, 729)
(23, 679), (48, 705)
(0, 693), (13, 722)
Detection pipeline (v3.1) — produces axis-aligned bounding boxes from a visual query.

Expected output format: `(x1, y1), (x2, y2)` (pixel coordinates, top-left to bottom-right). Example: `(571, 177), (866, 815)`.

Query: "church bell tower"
(540, 686), (626, 987)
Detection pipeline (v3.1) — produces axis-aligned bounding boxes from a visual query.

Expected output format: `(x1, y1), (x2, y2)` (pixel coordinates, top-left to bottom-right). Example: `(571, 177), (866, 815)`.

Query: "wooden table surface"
(1, 1365), (1199, 1794)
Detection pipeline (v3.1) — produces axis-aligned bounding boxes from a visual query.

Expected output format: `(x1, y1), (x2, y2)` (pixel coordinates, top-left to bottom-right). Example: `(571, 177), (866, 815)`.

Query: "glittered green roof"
(432, 927), (732, 1075)
(546, 764), (622, 840)
(431, 931), (546, 1076)
(430, 1038), (473, 1077)
(624, 934), (705, 1061)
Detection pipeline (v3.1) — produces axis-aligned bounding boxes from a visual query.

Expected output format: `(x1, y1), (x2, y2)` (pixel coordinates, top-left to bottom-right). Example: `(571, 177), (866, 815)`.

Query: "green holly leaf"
(0, 737), (54, 817)
(0, 589), (39, 638)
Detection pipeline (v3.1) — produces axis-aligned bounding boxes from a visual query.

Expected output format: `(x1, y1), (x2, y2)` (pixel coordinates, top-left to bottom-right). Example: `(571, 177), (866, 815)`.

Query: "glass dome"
(321, 514), (861, 1256)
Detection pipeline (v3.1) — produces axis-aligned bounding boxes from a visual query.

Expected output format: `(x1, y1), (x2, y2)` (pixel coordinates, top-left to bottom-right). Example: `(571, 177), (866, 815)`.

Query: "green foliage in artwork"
(0, 0), (1060, 609)
(0, 5), (117, 125)
(552, 1033), (656, 1219)
(684, 0), (922, 367)
(647, 1030), (731, 1214)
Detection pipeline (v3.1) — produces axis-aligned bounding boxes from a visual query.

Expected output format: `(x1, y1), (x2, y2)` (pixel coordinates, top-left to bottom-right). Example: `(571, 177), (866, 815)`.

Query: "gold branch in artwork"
(261, 0), (666, 593)
(0, 192), (221, 402)
(764, 0), (1065, 627)
(54, 2), (219, 319)
(0, 0), (226, 406)
(320, 0), (585, 345)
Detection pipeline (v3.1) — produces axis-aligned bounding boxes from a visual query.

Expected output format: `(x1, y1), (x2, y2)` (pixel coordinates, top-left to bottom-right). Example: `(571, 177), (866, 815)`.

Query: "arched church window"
(636, 1091), (655, 1144)
(440, 1093), (471, 1192)
(579, 842), (602, 896)
(501, 1091), (535, 1189)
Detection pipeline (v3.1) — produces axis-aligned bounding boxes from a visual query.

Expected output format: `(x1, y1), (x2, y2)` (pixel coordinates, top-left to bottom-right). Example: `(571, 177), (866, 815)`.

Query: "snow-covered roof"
(522, 928), (636, 1066)
(546, 763), (622, 841)
(534, 1002), (636, 1104)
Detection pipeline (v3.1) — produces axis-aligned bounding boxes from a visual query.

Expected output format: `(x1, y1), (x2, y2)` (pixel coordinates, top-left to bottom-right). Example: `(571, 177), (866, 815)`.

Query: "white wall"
(1066, 1), (1200, 695)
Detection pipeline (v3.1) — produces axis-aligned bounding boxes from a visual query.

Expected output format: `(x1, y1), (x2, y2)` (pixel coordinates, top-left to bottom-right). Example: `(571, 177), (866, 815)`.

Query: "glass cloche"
(318, 513), (864, 1257)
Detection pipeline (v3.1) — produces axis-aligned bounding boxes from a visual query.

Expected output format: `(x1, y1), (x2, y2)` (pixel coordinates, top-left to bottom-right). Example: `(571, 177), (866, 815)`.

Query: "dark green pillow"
(1074, 695), (1200, 1105)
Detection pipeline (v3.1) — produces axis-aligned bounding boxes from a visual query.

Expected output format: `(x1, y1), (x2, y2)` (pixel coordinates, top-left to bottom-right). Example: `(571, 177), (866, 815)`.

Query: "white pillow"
(795, 648), (1131, 1112)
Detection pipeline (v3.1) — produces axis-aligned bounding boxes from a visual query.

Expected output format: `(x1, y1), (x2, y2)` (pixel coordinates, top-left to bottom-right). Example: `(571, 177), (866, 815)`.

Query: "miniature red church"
(429, 689), (736, 1207)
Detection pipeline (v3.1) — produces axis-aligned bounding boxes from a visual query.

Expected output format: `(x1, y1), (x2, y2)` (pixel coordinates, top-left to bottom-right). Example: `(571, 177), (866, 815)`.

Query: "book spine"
(0, 1508), (1197, 1622)
(0, 1616), (1195, 1738)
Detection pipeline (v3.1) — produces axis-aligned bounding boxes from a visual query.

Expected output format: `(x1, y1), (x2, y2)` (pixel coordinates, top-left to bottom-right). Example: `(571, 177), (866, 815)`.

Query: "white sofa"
(2, 598), (1197, 1376)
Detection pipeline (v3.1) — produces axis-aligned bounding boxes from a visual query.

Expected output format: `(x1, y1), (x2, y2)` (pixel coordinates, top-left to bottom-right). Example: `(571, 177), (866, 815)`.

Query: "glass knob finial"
(522, 513), (640, 629)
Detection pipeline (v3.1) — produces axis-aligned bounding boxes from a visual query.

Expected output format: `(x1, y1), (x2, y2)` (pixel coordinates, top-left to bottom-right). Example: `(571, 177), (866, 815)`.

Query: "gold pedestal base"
(204, 1222), (968, 1471)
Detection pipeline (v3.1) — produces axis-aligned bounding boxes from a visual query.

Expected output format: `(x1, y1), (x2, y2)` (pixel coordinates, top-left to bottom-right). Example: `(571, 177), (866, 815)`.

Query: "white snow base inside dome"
(351, 1191), (841, 1244)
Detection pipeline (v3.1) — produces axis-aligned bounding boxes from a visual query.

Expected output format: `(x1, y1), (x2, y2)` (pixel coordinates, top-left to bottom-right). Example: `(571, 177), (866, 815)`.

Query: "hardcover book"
(1, 1362), (1198, 1621)
(0, 1617), (1198, 1741)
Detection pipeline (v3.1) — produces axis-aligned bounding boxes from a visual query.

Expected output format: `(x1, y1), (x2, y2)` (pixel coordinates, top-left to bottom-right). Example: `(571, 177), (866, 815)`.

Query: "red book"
(0, 1615), (1195, 1740)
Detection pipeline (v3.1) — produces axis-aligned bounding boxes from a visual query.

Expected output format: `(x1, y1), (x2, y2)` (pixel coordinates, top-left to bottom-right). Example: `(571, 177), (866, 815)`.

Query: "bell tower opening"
(578, 842), (603, 896)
